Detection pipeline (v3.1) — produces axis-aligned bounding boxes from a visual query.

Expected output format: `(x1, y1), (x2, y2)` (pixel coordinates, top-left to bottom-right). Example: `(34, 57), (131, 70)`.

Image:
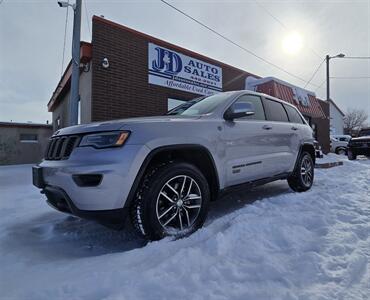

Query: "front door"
(222, 94), (274, 186)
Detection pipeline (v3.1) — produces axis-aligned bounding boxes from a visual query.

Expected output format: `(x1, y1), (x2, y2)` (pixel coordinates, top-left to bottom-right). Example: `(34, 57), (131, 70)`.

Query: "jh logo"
(152, 47), (182, 75)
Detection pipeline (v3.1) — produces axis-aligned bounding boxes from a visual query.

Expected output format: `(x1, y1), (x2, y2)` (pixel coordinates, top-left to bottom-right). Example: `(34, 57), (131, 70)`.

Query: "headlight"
(79, 131), (130, 149)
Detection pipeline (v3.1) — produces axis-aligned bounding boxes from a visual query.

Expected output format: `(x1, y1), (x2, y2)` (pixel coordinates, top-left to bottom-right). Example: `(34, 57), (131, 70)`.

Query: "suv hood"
(350, 135), (370, 141)
(53, 115), (201, 136)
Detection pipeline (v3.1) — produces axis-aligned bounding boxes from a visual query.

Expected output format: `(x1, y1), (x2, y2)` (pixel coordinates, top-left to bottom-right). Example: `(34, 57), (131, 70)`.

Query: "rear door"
(222, 94), (274, 186)
(261, 98), (297, 175)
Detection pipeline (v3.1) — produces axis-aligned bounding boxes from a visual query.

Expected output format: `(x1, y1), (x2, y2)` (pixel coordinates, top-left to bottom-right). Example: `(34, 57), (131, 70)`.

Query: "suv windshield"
(167, 93), (231, 116)
(359, 129), (370, 137)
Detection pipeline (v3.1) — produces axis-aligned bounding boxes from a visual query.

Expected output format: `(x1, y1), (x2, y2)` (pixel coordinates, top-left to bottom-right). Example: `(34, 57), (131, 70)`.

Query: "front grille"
(45, 136), (80, 160)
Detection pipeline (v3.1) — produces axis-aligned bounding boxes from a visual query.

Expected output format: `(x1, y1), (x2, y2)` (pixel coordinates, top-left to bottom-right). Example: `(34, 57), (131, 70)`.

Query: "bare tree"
(343, 108), (368, 135)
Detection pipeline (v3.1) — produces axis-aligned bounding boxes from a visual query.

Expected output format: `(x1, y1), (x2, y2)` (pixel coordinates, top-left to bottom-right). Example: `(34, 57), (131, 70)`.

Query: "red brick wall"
(91, 17), (254, 121)
(316, 100), (330, 153)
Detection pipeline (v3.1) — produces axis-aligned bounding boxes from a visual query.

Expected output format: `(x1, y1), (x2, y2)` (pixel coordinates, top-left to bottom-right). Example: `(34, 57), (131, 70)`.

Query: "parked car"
(32, 91), (316, 240)
(330, 135), (351, 155)
(314, 140), (323, 158)
(347, 129), (370, 160)
(331, 135), (352, 142)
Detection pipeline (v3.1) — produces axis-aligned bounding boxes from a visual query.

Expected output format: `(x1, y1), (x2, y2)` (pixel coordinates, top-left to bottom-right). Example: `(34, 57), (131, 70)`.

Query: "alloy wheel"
(338, 149), (346, 155)
(300, 156), (313, 187)
(156, 175), (202, 233)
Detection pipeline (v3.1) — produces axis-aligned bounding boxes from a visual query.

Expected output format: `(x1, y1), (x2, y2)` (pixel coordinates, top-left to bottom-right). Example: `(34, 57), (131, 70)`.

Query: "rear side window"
(284, 104), (304, 124)
(231, 95), (265, 120)
(264, 99), (289, 122)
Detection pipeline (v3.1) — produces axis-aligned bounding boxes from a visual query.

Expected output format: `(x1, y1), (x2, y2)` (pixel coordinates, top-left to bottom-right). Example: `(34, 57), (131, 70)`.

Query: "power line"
(253, 0), (323, 60)
(84, 0), (91, 37)
(304, 58), (325, 88)
(254, 1), (287, 30)
(61, 3), (70, 77)
(159, 0), (319, 88)
(341, 56), (370, 59)
(330, 76), (370, 79)
(314, 79), (326, 92)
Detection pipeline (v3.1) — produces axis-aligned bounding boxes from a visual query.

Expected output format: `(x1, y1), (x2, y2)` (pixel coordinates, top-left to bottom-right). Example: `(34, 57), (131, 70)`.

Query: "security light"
(57, 1), (75, 10)
(57, 1), (69, 7)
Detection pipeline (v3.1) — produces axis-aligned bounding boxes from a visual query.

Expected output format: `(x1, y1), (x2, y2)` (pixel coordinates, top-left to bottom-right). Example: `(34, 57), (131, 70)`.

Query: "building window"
(168, 98), (186, 111)
(56, 117), (61, 129)
(20, 133), (38, 143)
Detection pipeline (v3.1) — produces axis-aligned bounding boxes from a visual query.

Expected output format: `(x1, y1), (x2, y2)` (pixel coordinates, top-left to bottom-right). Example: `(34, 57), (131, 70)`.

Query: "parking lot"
(0, 156), (369, 300)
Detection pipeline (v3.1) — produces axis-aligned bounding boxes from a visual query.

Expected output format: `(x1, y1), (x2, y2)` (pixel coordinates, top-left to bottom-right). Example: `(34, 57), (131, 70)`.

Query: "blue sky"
(0, 0), (369, 123)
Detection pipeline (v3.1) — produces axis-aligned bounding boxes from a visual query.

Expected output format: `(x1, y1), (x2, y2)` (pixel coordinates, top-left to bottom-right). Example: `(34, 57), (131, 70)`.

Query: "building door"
(168, 98), (186, 111)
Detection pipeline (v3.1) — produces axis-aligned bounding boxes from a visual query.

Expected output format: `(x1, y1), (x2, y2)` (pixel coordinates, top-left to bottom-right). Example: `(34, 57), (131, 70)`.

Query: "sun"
(282, 32), (304, 55)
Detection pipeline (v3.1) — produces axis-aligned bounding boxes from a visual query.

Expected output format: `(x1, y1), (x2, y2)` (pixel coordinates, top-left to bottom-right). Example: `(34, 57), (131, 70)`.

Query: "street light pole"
(70, 0), (82, 126)
(325, 53), (345, 102)
(326, 55), (330, 101)
(58, 0), (82, 126)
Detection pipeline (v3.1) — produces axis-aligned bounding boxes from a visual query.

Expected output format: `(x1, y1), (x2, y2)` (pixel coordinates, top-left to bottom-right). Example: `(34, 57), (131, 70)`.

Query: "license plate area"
(32, 166), (45, 188)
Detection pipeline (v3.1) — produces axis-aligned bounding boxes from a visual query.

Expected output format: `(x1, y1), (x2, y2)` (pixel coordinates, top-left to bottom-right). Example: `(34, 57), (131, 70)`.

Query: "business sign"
(245, 76), (313, 107)
(291, 87), (311, 107)
(148, 43), (223, 96)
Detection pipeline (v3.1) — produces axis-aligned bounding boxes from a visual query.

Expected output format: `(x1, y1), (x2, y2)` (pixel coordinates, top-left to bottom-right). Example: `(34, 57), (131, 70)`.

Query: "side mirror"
(224, 102), (255, 121)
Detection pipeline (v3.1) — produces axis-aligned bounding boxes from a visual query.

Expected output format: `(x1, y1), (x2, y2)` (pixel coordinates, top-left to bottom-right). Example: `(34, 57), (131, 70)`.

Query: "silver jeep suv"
(33, 91), (315, 240)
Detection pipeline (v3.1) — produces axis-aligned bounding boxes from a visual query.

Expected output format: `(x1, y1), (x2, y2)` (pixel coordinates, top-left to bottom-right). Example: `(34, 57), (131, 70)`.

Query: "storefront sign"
(148, 43), (223, 96)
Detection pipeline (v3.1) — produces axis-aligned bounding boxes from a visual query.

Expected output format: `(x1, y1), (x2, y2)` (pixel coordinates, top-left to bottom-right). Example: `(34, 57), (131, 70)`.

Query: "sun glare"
(282, 32), (304, 55)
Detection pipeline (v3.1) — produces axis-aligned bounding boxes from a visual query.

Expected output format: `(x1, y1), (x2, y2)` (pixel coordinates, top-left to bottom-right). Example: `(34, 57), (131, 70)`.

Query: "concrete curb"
(315, 161), (344, 169)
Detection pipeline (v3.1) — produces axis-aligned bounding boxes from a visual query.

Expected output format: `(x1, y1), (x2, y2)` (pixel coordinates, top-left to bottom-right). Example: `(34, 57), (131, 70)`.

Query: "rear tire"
(130, 162), (210, 241)
(348, 150), (357, 160)
(287, 151), (314, 192)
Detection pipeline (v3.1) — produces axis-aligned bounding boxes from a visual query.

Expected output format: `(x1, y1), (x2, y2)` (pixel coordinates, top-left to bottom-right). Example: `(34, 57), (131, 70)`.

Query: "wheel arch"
(335, 146), (347, 153)
(293, 143), (316, 172)
(124, 144), (220, 209)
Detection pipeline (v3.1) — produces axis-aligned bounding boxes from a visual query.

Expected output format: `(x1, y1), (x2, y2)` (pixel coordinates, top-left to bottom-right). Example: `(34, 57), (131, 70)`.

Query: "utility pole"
(325, 53), (345, 102)
(69, 0), (82, 126)
(326, 55), (330, 101)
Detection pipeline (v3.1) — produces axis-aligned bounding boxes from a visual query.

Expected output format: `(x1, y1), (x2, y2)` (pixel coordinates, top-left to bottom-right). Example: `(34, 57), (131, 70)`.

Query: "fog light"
(72, 174), (103, 187)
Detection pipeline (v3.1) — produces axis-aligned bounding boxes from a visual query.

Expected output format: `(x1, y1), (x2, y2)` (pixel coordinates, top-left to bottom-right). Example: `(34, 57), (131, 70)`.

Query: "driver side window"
(231, 95), (266, 120)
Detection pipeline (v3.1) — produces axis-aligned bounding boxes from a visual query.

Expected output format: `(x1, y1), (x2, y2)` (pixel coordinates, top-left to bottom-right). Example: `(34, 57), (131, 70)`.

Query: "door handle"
(262, 125), (272, 130)
(291, 126), (298, 131)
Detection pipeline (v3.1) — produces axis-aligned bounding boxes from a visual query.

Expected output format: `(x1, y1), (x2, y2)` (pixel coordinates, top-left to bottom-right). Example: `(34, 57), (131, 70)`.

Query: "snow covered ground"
(0, 156), (369, 300)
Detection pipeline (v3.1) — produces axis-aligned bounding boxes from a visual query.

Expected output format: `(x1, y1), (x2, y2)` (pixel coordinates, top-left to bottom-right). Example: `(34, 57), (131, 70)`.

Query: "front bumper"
(33, 144), (150, 213)
(43, 185), (129, 228)
(348, 141), (370, 156)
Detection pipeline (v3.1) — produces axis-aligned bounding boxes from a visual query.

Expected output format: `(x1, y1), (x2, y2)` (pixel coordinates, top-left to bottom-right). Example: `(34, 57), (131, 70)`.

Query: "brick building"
(48, 16), (330, 152)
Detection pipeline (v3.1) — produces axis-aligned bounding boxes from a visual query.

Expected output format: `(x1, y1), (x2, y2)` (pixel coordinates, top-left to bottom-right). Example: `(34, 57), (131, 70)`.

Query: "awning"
(245, 76), (326, 119)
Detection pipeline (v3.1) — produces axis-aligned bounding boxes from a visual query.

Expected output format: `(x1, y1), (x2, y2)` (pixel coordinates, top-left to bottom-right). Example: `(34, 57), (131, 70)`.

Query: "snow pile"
(316, 153), (345, 164)
(0, 157), (369, 300)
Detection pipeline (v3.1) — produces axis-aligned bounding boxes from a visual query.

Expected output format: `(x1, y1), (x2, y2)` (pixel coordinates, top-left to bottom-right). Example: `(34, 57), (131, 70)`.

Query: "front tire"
(335, 147), (347, 155)
(131, 162), (210, 241)
(287, 151), (314, 192)
(348, 150), (357, 160)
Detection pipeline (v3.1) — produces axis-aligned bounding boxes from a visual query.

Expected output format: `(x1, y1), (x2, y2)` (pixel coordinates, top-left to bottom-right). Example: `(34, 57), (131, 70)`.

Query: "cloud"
(0, 0), (369, 123)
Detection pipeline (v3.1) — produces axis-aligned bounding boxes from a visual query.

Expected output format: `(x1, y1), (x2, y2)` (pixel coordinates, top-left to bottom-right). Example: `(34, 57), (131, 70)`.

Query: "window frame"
(19, 133), (38, 143)
(262, 97), (290, 123)
(283, 103), (305, 124)
(224, 93), (267, 122)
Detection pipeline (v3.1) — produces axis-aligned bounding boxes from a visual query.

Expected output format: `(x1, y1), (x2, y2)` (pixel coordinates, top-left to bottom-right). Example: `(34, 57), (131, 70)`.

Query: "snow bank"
(0, 157), (369, 300)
